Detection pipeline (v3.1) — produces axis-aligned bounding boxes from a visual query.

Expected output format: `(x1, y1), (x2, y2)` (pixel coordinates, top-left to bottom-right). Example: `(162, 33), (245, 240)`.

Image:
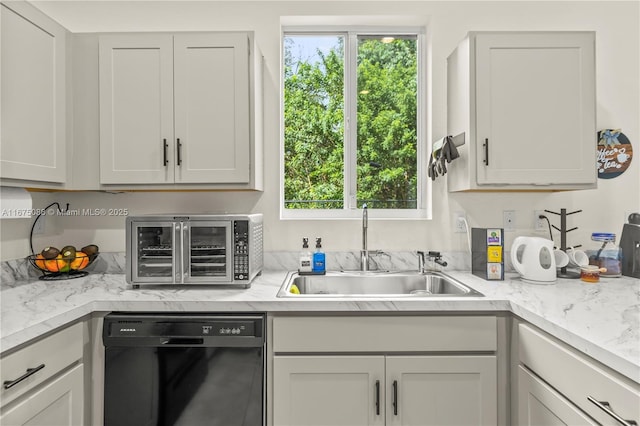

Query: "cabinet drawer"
(0, 364), (84, 425)
(519, 323), (640, 425)
(273, 316), (497, 353)
(0, 322), (83, 406)
(517, 365), (598, 425)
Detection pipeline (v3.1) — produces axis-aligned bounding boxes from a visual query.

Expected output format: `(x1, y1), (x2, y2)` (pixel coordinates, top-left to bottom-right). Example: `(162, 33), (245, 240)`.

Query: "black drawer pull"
(392, 380), (398, 415)
(3, 364), (45, 389)
(483, 138), (489, 166)
(177, 138), (182, 166)
(163, 139), (168, 166)
(588, 396), (638, 425)
(375, 380), (380, 415)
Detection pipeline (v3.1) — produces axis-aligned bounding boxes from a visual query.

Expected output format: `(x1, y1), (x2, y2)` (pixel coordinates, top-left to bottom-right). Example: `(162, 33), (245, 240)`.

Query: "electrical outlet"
(503, 210), (516, 232)
(33, 217), (45, 235)
(534, 210), (546, 231)
(453, 211), (467, 233)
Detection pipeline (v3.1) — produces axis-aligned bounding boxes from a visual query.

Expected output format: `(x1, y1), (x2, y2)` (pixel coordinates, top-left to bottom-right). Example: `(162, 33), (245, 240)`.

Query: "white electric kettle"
(510, 236), (557, 284)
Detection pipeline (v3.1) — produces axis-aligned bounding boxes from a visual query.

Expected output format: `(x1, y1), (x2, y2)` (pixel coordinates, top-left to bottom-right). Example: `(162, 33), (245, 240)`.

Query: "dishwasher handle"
(161, 338), (204, 345)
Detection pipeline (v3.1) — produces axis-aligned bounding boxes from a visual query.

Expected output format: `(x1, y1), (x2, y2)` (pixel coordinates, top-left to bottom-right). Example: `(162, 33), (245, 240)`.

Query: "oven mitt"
(442, 137), (453, 163)
(427, 152), (435, 180)
(446, 136), (460, 161)
(439, 154), (447, 175)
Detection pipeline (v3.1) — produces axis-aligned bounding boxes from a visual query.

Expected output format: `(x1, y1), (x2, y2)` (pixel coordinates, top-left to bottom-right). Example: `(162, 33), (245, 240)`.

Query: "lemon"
(290, 284), (300, 294)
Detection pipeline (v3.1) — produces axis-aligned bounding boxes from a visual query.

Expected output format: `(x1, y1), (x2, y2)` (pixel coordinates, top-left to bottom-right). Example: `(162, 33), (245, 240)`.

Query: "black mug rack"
(543, 208), (582, 278)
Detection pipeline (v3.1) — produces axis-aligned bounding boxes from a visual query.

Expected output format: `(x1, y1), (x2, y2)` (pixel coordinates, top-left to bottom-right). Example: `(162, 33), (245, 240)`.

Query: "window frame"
(280, 24), (430, 220)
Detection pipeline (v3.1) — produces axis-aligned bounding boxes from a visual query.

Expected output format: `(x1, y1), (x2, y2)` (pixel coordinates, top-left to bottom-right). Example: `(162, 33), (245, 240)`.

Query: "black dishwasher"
(103, 313), (265, 426)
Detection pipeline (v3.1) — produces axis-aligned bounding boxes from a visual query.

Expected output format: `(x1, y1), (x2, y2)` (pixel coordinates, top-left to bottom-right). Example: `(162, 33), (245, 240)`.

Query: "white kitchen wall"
(1, 0), (638, 261)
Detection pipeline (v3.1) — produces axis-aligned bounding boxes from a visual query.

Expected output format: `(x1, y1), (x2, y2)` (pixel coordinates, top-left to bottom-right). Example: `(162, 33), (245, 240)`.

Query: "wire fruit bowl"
(28, 251), (99, 281)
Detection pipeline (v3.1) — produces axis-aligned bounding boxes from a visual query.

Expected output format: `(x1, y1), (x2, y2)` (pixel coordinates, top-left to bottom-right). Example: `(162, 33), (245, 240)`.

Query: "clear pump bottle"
(299, 238), (312, 273)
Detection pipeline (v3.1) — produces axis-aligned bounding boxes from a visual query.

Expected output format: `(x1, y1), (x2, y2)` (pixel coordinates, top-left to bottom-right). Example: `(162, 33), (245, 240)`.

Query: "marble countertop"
(1, 270), (638, 384)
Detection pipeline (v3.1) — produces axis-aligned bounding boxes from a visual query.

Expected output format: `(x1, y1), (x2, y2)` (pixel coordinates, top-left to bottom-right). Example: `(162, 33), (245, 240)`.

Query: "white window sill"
(280, 208), (431, 220)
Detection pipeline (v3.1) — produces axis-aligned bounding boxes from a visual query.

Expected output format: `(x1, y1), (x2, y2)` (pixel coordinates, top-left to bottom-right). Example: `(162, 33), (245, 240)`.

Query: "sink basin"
(276, 271), (483, 298)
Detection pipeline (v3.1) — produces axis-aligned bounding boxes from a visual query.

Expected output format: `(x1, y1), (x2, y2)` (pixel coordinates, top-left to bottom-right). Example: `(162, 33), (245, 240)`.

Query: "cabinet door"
(273, 356), (385, 426)
(174, 33), (250, 183)
(0, 364), (83, 426)
(386, 355), (497, 426)
(475, 33), (595, 186)
(517, 366), (598, 425)
(1, 3), (66, 183)
(99, 34), (174, 184)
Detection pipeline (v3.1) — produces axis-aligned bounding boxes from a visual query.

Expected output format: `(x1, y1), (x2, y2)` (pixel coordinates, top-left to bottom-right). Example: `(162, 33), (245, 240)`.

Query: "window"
(282, 27), (427, 219)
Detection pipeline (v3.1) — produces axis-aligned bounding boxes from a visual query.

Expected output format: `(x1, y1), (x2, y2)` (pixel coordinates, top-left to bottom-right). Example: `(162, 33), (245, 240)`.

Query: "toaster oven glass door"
(132, 221), (179, 283)
(183, 221), (232, 283)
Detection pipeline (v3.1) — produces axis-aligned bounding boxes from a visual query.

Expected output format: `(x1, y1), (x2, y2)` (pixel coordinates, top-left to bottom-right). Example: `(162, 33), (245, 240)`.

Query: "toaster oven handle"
(180, 223), (186, 284)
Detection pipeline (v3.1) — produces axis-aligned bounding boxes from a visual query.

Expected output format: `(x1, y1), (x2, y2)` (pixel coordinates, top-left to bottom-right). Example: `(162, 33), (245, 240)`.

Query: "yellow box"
(487, 246), (503, 262)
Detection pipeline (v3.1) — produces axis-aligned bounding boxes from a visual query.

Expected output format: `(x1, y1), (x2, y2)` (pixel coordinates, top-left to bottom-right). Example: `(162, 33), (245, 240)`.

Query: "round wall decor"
(597, 129), (633, 179)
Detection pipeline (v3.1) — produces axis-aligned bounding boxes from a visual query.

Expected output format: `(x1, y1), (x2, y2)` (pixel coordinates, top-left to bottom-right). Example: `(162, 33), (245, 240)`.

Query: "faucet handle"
(427, 251), (448, 268)
(419, 251), (448, 271)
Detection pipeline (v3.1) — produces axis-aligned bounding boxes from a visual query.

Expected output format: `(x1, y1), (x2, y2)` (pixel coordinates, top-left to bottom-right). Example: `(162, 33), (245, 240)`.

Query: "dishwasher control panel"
(103, 314), (265, 347)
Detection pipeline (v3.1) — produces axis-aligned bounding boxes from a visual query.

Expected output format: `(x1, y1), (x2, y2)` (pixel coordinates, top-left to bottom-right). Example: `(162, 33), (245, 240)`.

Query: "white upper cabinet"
(447, 32), (596, 192)
(0, 2), (67, 185)
(174, 34), (250, 184)
(99, 32), (262, 189)
(99, 34), (175, 184)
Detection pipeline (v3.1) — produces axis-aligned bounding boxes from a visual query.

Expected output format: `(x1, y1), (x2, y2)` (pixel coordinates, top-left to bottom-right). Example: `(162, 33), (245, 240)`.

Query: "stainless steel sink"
(276, 270), (483, 298)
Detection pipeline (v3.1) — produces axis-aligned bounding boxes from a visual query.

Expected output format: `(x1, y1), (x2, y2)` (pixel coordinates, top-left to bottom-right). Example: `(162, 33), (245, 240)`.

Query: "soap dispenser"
(299, 238), (312, 274)
(312, 238), (326, 274)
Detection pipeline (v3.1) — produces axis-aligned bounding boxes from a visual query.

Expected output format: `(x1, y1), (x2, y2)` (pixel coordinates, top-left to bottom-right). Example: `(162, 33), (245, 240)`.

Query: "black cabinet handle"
(392, 380), (398, 416)
(177, 138), (182, 166)
(3, 364), (45, 389)
(588, 396), (638, 425)
(375, 380), (380, 415)
(163, 139), (168, 166)
(483, 138), (489, 166)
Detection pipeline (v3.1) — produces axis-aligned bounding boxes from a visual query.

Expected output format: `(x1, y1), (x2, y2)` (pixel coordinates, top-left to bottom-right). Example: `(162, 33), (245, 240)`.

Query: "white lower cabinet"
(273, 356), (385, 426)
(273, 355), (496, 426)
(271, 316), (498, 426)
(517, 366), (597, 426)
(0, 365), (84, 426)
(386, 356), (497, 426)
(515, 322), (640, 426)
(0, 323), (84, 426)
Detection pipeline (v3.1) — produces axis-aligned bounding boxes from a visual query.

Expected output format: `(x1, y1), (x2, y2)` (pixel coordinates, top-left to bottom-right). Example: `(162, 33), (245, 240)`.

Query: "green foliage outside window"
(284, 34), (418, 210)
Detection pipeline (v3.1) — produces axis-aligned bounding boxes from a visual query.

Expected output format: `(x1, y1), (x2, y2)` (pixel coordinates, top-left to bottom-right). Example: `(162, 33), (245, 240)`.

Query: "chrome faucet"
(361, 204), (369, 271)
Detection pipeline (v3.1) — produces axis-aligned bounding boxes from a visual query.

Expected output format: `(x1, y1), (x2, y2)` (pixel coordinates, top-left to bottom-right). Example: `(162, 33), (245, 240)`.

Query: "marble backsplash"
(1, 250), (478, 287)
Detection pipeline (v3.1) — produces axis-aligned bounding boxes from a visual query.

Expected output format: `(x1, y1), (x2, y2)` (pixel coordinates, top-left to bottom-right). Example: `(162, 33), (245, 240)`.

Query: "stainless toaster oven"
(126, 214), (263, 287)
